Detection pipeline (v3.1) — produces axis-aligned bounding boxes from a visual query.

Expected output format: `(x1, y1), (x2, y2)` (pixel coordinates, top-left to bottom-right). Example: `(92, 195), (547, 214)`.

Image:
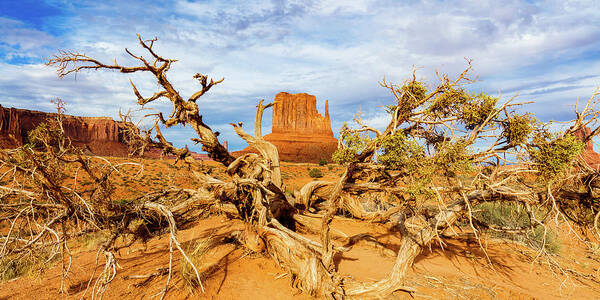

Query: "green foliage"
(318, 158), (328, 166)
(432, 139), (473, 177)
(0, 248), (58, 281)
(474, 202), (532, 228)
(429, 90), (498, 130)
(26, 121), (64, 150)
(332, 122), (372, 165)
(473, 202), (561, 254)
(461, 93), (498, 130)
(422, 131), (449, 147)
(405, 178), (435, 199)
(528, 133), (584, 180)
(501, 114), (535, 147)
(113, 199), (133, 206)
(308, 168), (323, 178)
(386, 81), (428, 121)
(402, 80), (428, 103)
(529, 226), (561, 254)
(332, 148), (357, 165)
(428, 86), (470, 117)
(376, 131), (425, 172)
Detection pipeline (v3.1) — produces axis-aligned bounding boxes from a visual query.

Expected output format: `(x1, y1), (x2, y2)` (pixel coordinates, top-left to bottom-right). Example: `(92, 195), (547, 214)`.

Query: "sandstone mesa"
(0, 104), (129, 156)
(235, 92), (339, 163)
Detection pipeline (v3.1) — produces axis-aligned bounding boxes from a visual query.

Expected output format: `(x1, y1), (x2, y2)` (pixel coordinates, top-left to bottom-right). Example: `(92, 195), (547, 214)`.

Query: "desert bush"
(308, 168), (323, 178)
(528, 133), (584, 180)
(26, 122), (64, 150)
(529, 226), (561, 254)
(474, 202), (531, 228)
(332, 122), (370, 164)
(377, 131), (425, 172)
(318, 158), (328, 166)
(474, 202), (561, 254)
(0, 258), (30, 281)
(501, 113), (535, 147)
(80, 232), (109, 251)
(0, 248), (58, 281)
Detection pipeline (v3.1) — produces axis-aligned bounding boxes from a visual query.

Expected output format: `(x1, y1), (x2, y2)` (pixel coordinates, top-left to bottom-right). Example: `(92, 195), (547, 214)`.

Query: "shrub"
(332, 122), (371, 165)
(473, 202), (561, 254)
(318, 159), (328, 166)
(308, 168), (323, 178)
(0, 258), (29, 281)
(81, 232), (108, 251)
(528, 133), (584, 180)
(432, 138), (473, 177)
(501, 113), (535, 147)
(0, 248), (58, 281)
(377, 131), (424, 171)
(26, 121), (64, 150)
(461, 93), (498, 130)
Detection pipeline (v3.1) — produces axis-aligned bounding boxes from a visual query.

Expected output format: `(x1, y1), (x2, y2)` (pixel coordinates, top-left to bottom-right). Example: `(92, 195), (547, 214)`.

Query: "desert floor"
(1, 158), (599, 299)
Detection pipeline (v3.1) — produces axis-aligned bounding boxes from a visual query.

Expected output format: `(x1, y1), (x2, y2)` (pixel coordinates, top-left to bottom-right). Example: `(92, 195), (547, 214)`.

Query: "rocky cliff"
(0, 104), (129, 156)
(236, 92), (338, 163)
(271, 92), (333, 136)
(574, 126), (600, 169)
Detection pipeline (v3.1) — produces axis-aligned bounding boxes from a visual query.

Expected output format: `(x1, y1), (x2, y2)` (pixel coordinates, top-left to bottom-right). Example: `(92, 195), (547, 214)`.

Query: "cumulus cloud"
(0, 0), (599, 151)
(0, 17), (56, 62)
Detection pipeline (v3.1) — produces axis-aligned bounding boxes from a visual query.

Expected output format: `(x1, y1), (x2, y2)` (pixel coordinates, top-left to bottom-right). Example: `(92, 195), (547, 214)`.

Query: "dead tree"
(2, 35), (599, 299)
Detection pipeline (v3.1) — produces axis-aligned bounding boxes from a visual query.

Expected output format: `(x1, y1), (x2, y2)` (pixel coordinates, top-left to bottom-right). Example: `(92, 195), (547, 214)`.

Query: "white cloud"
(1, 0), (599, 151)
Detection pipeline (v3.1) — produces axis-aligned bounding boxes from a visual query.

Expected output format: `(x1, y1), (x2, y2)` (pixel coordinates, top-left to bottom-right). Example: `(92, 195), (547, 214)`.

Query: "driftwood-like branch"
(47, 34), (233, 166)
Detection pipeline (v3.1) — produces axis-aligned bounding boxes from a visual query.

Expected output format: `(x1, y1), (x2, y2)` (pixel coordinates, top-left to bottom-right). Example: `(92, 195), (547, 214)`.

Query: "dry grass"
(180, 236), (219, 293)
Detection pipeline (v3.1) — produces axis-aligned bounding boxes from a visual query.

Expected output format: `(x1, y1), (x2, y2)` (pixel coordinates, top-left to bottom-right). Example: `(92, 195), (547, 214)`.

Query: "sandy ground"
(1, 159), (599, 299)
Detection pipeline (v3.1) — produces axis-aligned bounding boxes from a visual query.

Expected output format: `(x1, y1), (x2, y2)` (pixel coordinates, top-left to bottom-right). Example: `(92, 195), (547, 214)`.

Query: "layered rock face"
(574, 126), (600, 169)
(271, 92), (333, 136)
(236, 92), (338, 163)
(0, 104), (129, 156)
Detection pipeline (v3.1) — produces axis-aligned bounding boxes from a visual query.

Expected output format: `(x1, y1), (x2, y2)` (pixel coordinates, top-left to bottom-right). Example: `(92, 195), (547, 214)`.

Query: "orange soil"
(0, 159), (599, 299)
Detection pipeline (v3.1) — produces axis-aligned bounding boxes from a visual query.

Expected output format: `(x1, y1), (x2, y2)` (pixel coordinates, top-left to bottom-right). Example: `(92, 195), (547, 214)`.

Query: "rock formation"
(236, 92), (338, 163)
(0, 104), (129, 156)
(574, 126), (600, 169)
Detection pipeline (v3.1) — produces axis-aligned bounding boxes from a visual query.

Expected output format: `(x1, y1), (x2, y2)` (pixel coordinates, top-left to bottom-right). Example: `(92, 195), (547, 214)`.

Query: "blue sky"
(1, 0), (599, 152)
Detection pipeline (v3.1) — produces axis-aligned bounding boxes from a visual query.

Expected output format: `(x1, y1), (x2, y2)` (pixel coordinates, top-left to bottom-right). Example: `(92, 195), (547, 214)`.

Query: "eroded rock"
(0, 104), (129, 156)
(236, 92), (338, 163)
(574, 126), (600, 169)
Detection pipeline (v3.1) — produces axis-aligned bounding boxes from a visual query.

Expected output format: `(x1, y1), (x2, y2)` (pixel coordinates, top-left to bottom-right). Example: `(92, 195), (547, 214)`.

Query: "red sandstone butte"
(0, 104), (129, 156)
(235, 92), (338, 163)
(574, 126), (600, 169)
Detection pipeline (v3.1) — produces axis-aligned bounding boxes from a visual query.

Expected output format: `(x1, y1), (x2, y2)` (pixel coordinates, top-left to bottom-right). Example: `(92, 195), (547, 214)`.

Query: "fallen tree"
(1, 35), (599, 299)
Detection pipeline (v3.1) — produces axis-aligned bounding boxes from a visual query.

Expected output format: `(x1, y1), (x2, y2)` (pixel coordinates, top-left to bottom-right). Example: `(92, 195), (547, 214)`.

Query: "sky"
(0, 0), (599, 152)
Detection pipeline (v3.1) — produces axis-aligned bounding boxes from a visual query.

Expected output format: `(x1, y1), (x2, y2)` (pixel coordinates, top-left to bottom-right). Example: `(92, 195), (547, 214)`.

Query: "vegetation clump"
(528, 133), (584, 180)
(501, 113), (535, 147)
(332, 122), (369, 164)
(474, 202), (561, 254)
(308, 168), (323, 178)
(377, 131), (424, 172)
(461, 93), (498, 130)
(181, 237), (218, 293)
